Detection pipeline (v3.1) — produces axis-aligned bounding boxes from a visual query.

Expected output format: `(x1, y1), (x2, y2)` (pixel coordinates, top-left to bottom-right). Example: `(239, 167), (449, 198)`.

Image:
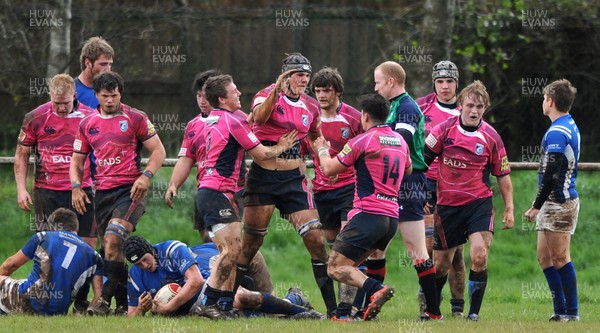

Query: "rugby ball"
(154, 283), (181, 304)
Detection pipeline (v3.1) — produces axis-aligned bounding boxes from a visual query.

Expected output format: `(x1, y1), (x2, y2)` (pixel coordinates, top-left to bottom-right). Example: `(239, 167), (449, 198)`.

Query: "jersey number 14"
(382, 155), (400, 185)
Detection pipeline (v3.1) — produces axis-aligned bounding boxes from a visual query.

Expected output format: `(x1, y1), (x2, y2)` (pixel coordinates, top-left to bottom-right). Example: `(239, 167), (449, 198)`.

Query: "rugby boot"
(419, 311), (444, 321)
(87, 297), (110, 316)
(363, 285), (394, 321)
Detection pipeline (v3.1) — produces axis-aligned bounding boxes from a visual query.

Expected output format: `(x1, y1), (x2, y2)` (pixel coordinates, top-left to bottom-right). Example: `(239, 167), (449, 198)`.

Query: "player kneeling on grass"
(0, 208), (104, 315)
(124, 236), (324, 319)
(313, 94), (412, 321)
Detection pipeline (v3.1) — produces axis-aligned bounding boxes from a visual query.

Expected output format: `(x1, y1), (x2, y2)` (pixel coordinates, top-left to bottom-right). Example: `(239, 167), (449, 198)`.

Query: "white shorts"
(0, 277), (34, 314)
(536, 198), (579, 234)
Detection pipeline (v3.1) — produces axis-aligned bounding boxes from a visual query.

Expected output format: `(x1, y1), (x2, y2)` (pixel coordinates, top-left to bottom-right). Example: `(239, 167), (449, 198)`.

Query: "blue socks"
(543, 266), (566, 315)
(557, 262), (578, 316)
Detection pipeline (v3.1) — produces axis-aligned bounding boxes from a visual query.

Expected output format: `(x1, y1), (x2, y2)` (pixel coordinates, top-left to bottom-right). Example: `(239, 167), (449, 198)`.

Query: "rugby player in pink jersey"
(236, 53), (338, 317)
(165, 69), (221, 242)
(424, 80), (514, 321)
(70, 71), (166, 316)
(314, 93), (412, 321)
(194, 74), (297, 319)
(15, 74), (96, 315)
(415, 60), (465, 317)
(374, 61), (441, 321)
(302, 67), (362, 320)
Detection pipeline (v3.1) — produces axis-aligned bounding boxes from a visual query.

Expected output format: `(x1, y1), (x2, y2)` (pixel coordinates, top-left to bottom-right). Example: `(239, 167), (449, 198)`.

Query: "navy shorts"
(33, 187), (96, 238)
(314, 184), (354, 230)
(433, 197), (494, 250)
(425, 177), (437, 212)
(95, 184), (146, 238)
(398, 171), (426, 222)
(333, 212), (399, 262)
(196, 188), (240, 229)
(234, 188), (245, 218)
(193, 189), (204, 231)
(244, 162), (314, 216)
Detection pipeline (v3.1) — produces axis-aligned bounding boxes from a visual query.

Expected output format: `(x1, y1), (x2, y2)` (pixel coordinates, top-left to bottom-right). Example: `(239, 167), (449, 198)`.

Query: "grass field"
(0, 165), (598, 332)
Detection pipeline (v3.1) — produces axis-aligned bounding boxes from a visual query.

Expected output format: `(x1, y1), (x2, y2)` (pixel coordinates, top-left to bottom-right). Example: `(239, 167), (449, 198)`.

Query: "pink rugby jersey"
(73, 104), (157, 190)
(337, 124), (411, 219)
(416, 92), (460, 181)
(251, 84), (321, 158)
(425, 117), (511, 206)
(199, 108), (260, 192)
(178, 115), (208, 187)
(19, 101), (94, 191)
(307, 102), (363, 192)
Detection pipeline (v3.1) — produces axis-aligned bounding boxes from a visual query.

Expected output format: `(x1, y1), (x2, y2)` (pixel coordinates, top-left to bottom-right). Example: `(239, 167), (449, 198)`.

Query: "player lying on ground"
(124, 236), (324, 319)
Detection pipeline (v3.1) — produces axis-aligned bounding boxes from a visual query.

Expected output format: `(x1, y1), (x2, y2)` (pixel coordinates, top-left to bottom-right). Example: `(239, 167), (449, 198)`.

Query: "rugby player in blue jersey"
(124, 236), (323, 319)
(0, 208), (104, 315)
(525, 79), (581, 322)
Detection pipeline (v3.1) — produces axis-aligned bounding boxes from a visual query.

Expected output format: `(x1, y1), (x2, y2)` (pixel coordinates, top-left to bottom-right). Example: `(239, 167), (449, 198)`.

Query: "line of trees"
(0, 0), (598, 160)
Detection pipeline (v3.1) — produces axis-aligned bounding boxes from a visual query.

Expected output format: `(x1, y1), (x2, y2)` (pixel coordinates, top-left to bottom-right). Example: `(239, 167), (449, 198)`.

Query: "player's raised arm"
(252, 69), (296, 125)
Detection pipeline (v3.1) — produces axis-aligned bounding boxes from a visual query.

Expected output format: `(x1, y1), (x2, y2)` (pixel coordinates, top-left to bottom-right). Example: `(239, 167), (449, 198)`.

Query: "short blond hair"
(458, 80), (490, 108)
(375, 61), (406, 85)
(49, 74), (75, 96)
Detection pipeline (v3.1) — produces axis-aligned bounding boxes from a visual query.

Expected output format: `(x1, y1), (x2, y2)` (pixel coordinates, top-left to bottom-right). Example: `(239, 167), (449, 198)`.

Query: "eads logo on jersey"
(443, 156), (467, 168)
(97, 157), (122, 167)
(52, 155), (71, 163)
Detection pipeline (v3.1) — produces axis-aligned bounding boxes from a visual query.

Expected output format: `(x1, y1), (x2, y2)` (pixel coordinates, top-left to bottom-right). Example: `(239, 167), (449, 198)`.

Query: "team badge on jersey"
(302, 114), (309, 127)
(341, 127), (350, 139)
(248, 132), (259, 143)
(146, 120), (156, 135)
(501, 156), (510, 172)
(339, 144), (352, 157)
(475, 143), (484, 155)
(425, 133), (437, 148)
(119, 120), (128, 132)
(18, 129), (26, 142)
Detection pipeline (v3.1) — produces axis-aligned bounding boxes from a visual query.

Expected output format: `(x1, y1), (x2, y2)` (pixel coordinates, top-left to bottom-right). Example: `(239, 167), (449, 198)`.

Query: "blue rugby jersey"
(127, 240), (200, 313)
(20, 230), (103, 315)
(190, 242), (219, 279)
(538, 114), (580, 202)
